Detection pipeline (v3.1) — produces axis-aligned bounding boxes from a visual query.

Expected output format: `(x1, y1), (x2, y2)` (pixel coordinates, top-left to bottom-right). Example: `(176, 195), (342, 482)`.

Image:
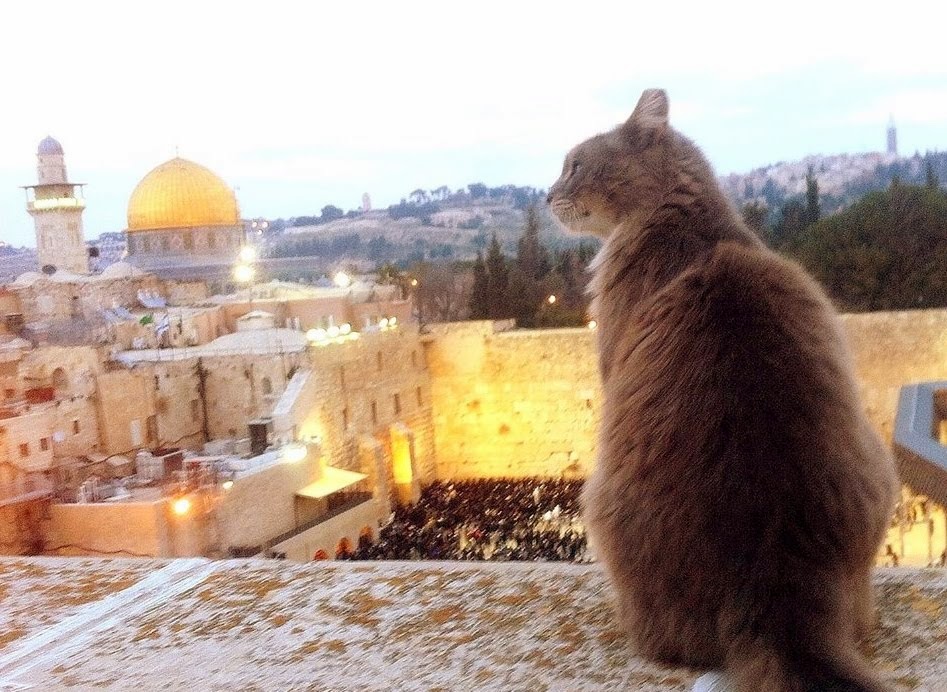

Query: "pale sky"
(1, 0), (946, 247)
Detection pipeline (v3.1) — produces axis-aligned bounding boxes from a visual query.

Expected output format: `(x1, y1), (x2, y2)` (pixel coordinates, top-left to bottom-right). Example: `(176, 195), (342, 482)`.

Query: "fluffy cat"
(548, 89), (899, 692)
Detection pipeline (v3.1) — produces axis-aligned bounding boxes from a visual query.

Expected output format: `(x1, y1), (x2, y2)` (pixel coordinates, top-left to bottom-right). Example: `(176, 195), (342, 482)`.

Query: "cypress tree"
(469, 252), (490, 319)
(805, 165), (821, 226)
(485, 233), (510, 318)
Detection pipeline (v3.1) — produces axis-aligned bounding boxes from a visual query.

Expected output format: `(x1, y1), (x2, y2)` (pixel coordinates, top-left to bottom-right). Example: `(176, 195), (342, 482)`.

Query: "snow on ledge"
(0, 560), (944, 690)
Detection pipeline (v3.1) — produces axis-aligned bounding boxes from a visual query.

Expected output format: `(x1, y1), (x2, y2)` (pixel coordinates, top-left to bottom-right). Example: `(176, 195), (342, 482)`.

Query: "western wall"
(425, 310), (947, 479)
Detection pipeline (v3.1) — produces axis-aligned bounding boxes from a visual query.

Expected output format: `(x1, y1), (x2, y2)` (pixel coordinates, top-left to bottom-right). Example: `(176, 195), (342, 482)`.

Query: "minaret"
(22, 136), (89, 274)
(886, 116), (898, 157)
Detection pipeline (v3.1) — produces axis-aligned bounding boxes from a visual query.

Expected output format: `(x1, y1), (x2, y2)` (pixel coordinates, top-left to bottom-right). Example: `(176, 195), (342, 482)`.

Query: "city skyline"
(1, 0), (946, 247)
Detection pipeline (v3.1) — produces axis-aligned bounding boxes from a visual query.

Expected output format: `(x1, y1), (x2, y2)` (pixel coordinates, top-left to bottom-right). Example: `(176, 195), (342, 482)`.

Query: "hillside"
(265, 186), (581, 269)
(722, 150), (947, 218)
(261, 149), (946, 270)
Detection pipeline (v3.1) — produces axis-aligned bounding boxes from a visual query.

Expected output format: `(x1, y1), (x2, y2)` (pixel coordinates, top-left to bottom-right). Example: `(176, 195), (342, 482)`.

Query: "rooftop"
(0, 560), (943, 690)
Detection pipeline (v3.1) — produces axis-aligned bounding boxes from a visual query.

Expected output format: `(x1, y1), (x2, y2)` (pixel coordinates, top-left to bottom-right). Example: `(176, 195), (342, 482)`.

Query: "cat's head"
(548, 88), (672, 238)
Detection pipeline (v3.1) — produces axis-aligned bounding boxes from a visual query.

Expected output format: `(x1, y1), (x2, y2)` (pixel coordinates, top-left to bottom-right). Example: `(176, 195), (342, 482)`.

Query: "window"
(153, 375), (160, 391)
(411, 350), (418, 368)
(376, 352), (383, 371)
(342, 407), (349, 430)
(19, 443), (29, 457)
(393, 393), (401, 415)
(371, 401), (378, 425)
(416, 386), (423, 407)
(40, 438), (50, 451)
(4, 388), (14, 399)
(261, 377), (273, 396)
(339, 366), (346, 388)
(72, 419), (80, 435)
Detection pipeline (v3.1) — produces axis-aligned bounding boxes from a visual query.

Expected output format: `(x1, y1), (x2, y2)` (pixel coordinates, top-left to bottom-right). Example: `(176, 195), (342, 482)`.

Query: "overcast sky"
(1, 0), (945, 247)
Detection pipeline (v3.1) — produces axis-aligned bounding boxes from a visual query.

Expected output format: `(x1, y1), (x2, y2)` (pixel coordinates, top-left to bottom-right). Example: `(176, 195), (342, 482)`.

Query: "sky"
(1, 0), (946, 248)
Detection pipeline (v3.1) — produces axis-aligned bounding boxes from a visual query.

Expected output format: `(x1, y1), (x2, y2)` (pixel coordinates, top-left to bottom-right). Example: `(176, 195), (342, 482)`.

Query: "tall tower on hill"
(22, 136), (89, 274)
(887, 116), (898, 157)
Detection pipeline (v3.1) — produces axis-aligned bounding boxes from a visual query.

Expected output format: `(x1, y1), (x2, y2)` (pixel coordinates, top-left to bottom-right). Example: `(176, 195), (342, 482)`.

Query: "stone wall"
(842, 309), (947, 442)
(424, 311), (947, 480)
(425, 321), (600, 479)
(215, 455), (321, 551)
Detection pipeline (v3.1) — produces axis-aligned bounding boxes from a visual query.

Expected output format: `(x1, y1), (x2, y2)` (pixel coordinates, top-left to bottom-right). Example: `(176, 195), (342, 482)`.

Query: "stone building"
(21, 136), (89, 275)
(124, 157), (245, 268)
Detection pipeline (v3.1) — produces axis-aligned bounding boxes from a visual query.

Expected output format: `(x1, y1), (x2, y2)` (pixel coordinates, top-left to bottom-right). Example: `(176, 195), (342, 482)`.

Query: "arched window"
(261, 376), (273, 396)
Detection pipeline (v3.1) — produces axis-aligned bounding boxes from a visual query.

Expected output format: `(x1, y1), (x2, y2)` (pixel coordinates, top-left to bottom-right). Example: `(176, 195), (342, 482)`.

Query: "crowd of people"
(347, 478), (590, 563)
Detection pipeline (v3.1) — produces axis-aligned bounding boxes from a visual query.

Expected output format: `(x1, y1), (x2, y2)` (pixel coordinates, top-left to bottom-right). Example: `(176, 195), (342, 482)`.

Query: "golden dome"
(127, 157), (240, 232)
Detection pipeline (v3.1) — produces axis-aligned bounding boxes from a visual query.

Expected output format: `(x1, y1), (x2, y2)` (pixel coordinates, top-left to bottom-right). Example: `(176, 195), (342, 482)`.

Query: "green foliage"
(805, 166), (821, 226)
(469, 252), (490, 319)
(741, 201), (770, 240)
(790, 184), (947, 311)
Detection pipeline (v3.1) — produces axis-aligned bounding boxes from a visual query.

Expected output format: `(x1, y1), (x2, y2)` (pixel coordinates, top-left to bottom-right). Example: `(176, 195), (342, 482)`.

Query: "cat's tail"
(726, 636), (890, 692)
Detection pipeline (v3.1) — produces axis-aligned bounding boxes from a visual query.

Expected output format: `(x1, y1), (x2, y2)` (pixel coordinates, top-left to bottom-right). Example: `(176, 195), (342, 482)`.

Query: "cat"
(548, 89), (899, 692)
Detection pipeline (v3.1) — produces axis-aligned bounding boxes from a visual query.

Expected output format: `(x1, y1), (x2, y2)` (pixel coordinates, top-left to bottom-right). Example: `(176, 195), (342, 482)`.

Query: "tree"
(805, 166), (821, 226)
(926, 160), (940, 190)
(469, 252), (490, 319)
(320, 205), (344, 222)
(791, 184), (947, 311)
(741, 201), (770, 241)
(516, 205), (550, 280)
(485, 233), (510, 318)
(468, 182), (488, 200)
(774, 199), (807, 248)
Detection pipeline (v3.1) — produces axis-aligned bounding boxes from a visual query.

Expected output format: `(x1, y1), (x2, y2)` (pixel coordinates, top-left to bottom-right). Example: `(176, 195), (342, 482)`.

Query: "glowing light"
(587, 320), (598, 330)
(547, 295), (557, 305)
(339, 323), (352, 335)
(410, 278), (418, 287)
(389, 317), (397, 327)
(233, 264), (255, 283)
(172, 497), (191, 516)
(238, 245), (257, 263)
(333, 271), (352, 288)
(282, 442), (307, 464)
(222, 480), (234, 491)
(379, 318), (389, 329)
(327, 325), (340, 338)
(306, 328), (328, 342)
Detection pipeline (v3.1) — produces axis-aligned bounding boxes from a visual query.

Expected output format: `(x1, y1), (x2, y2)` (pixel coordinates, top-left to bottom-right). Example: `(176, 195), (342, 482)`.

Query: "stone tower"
(887, 116), (898, 157)
(23, 136), (89, 274)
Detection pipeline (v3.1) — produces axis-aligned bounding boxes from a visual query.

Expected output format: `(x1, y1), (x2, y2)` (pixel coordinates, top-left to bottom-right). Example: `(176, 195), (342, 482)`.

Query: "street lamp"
(333, 271), (352, 288)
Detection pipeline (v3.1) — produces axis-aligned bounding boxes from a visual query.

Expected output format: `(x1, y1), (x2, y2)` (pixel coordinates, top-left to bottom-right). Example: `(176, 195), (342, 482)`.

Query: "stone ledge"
(0, 560), (944, 690)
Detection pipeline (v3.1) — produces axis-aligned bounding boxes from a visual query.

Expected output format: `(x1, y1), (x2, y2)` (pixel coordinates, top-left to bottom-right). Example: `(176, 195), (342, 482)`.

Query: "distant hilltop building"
(887, 116), (898, 157)
(21, 136), (89, 274)
(362, 192), (372, 212)
(125, 157), (245, 269)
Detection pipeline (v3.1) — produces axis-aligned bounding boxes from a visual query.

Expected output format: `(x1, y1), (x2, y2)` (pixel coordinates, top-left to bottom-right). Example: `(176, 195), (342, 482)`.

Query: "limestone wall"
(841, 309), (947, 442)
(215, 455), (321, 551)
(424, 311), (947, 480)
(46, 501), (173, 556)
(425, 321), (600, 479)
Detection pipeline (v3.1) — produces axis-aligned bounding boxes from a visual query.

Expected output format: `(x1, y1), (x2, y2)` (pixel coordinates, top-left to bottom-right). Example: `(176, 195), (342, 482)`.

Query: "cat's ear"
(626, 89), (669, 134)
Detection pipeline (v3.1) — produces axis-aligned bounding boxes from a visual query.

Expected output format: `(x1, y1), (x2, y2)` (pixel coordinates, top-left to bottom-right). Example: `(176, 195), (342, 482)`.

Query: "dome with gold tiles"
(126, 157), (240, 232)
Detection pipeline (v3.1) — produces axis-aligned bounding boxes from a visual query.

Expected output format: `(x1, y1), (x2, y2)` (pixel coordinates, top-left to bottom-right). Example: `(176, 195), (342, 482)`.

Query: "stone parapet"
(0, 560), (943, 690)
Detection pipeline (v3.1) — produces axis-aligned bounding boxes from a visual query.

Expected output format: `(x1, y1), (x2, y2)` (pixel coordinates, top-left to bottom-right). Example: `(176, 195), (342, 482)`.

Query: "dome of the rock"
(126, 158), (240, 232)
